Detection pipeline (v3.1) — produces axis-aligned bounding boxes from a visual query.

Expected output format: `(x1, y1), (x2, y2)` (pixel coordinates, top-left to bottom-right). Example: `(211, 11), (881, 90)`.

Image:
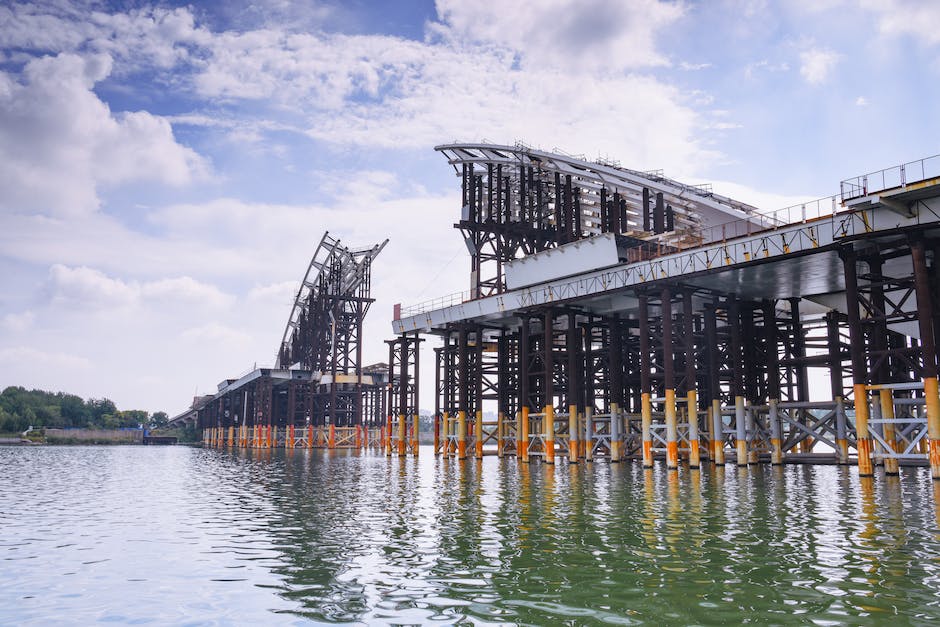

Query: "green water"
(3, 446), (940, 625)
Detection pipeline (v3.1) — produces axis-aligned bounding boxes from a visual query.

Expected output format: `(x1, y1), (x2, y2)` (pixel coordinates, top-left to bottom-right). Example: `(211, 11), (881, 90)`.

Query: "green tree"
(120, 410), (148, 428)
(149, 411), (169, 429)
(0, 387), (169, 433)
(59, 393), (88, 427)
(87, 398), (117, 426)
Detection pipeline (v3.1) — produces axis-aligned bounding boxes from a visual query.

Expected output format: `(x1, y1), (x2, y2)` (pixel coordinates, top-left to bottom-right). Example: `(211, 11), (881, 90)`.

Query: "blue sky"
(1, 0), (938, 414)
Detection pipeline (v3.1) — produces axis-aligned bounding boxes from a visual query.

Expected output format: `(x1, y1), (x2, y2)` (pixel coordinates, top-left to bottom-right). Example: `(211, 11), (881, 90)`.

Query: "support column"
(729, 299), (748, 466)
(397, 335), (407, 456)
(705, 301), (725, 465)
(827, 312), (849, 463)
(475, 327), (484, 460)
(412, 334), (421, 457)
(584, 323), (595, 462)
(868, 255), (898, 474)
(639, 294), (653, 467)
(497, 410), (505, 458)
(662, 287), (679, 470)
(386, 340), (394, 457)
(912, 237), (940, 479)
(879, 389), (899, 475)
(544, 310), (556, 465)
(684, 290), (700, 468)
(842, 247), (873, 476)
(789, 298), (813, 452)
(434, 348), (442, 456)
(567, 312), (580, 463)
(609, 316), (624, 462)
(519, 318), (530, 463)
(497, 334), (508, 458)
(474, 411), (483, 459)
(457, 327), (469, 460)
(764, 300), (783, 464)
(865, 255), (887, 469)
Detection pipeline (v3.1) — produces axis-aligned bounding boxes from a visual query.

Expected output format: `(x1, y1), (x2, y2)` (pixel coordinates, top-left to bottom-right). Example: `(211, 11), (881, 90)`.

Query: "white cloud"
(248, 281), (299, 304)
(705, 181), (821, 214)
(46, 264), (140, 310)
(433, 0), (684, 71)
(709, 121), (744, 130)
(313, 170), (403, 202)
(192, 29), (395, 109)
(855, 96), (869, 106)
(787, 0), (846, 12)
(862, 0), (940, 46)
(0, 52), (208, 217)
(0, 3), (713, 179)
(0, 346), (92, 371)
(1, 311), (35, 333)
(0, 4), (210, 69)
(744, 59), (790, 79)
(44, 265), (234, 312)
(305, 64), (712, 175)
(141, 277), (235, 309)
(799, 47), (840, 85)
(180, 323), (251, 347)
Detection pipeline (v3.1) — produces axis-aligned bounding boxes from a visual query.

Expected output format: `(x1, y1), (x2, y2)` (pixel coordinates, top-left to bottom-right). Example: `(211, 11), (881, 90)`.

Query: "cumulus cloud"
(186, 23), (711, 170)
(862, 0), (940, 46)
(308, 65), (709, 174)
(1, 311), (35, 333)
(744, 59), (790, 79)
(799, 47), (840, 85)
(0, 52), (208, 217)
(191, 29), (398, 108)
(0, 346), (92, 371)
(44, 265), (234, 312)
(248, 281), (300, 305)
(0, 4), (210, 69)
(180, 322), (251, 346)
(0, 2), (712, 178)
(680, 61), (712, 70)
(433, 0), (684, 71)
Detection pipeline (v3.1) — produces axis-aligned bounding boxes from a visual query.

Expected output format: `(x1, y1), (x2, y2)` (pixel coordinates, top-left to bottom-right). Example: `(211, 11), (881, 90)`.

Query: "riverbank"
(37, 428), (145, 445)
(0, 437), (33, 445)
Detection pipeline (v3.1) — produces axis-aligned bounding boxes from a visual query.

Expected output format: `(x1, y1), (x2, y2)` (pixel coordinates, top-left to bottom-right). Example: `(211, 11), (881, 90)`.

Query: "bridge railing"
(691, 196), (839, 248)
(841, 153), (940, 201)
(399, 289), (474, 319)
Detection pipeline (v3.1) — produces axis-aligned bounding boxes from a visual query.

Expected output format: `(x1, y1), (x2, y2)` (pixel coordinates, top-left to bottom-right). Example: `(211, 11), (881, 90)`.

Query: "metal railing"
(644, 195), (839, 256)
(840, 153), (940, 201)
(399, 289), (474, 319)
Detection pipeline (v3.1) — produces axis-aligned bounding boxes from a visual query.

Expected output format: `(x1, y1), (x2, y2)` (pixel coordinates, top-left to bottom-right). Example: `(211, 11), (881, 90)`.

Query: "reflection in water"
(3, 446), (940, 624)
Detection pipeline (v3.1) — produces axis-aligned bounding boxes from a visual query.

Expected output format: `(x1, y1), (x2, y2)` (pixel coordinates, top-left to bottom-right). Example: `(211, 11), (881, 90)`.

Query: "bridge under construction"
(193, 233), (390, 449)
(383, 143), (940, 480)
(193, 142), (940, 482)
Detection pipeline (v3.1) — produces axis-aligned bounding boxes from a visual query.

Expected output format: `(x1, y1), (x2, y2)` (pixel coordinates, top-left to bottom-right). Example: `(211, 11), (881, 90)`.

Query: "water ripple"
(3, 446), (940, 624)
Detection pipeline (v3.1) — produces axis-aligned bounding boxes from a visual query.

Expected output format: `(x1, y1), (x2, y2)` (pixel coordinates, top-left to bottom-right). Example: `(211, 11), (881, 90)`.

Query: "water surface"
(2, 446), (940, 625)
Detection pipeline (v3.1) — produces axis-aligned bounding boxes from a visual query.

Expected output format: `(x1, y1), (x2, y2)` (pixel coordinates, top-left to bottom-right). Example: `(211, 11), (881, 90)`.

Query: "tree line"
(0, 386), (168, 434)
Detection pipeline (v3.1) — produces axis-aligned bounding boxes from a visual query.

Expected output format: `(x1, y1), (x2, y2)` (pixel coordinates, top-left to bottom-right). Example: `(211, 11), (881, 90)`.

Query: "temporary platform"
(390, 143), (940, 479)
(197, 232), (391, 449)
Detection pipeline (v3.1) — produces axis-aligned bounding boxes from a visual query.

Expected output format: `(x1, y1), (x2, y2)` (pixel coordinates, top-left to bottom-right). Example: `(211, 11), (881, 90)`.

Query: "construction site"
(194, 142), (940, 481)
(185, 233), (391, 450)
